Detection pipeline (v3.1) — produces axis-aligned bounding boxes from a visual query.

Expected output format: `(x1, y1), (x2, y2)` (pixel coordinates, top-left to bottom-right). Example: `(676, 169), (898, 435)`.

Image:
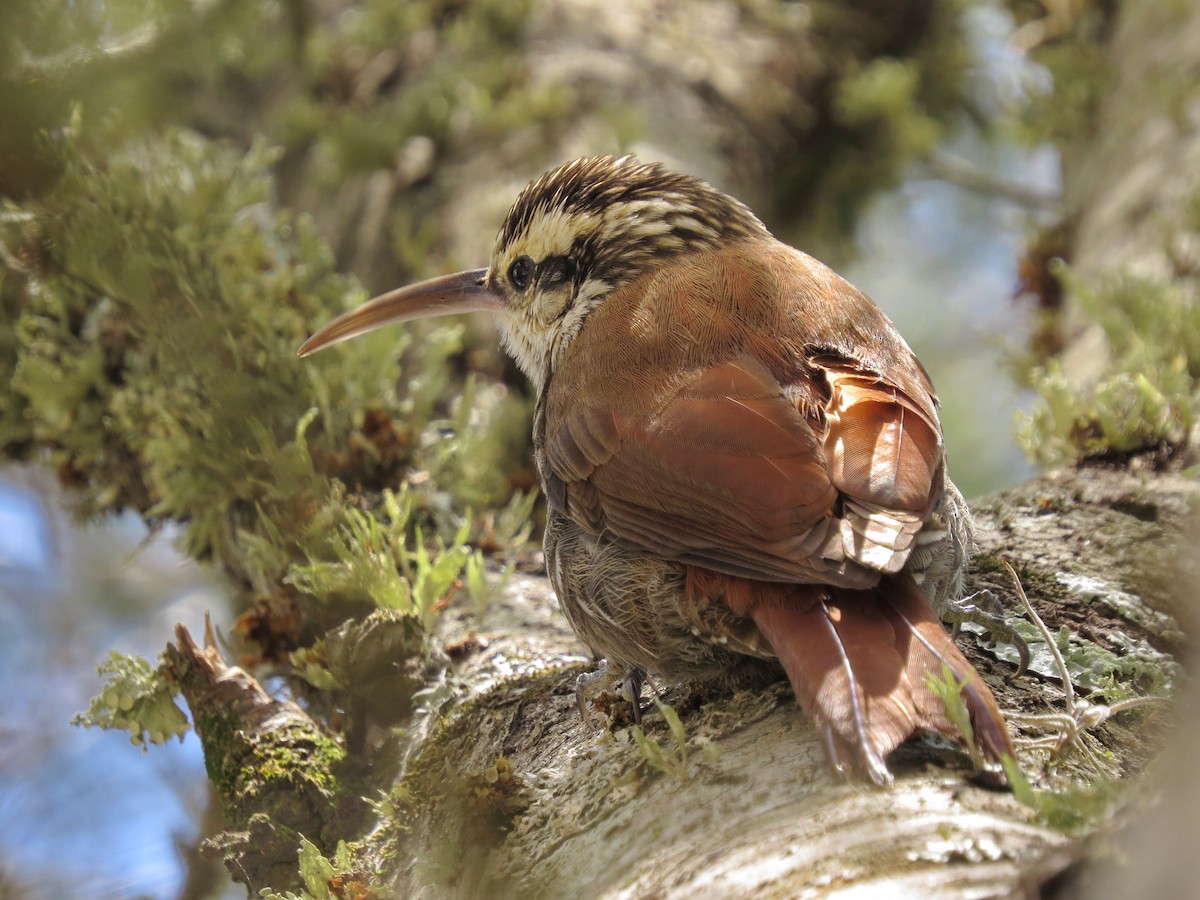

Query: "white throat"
(499, 278), (611, 389)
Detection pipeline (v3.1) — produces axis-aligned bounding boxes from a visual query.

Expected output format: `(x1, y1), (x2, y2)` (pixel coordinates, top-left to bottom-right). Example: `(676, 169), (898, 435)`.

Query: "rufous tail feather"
(700, 569), (1014, 784)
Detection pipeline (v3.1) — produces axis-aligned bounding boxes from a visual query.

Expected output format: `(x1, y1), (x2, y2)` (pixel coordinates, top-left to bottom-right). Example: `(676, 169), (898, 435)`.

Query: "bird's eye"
(508, 256), (534, 291)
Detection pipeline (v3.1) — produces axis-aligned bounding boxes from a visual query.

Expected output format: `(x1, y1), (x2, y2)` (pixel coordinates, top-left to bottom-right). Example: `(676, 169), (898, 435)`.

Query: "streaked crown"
(490, 155), (768, 384)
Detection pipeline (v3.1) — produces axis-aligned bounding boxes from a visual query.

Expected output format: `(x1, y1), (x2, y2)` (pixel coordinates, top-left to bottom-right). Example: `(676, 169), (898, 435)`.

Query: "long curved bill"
(297, 268), (500, 357)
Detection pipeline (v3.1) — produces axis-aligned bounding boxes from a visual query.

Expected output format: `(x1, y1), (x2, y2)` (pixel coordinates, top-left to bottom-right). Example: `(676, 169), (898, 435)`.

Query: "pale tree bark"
(407, 464), (1198, 899)
(177, 464), (1194, 896)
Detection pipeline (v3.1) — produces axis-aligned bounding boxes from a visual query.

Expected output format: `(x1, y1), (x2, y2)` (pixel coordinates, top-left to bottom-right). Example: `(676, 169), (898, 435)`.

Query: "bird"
(298, 154), (1015, 785)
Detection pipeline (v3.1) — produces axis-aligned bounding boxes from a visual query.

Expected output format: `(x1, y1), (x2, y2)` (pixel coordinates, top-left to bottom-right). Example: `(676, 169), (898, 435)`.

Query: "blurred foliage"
(1003, 0), (1200, 468)
(1016, 262), (1200, 465)
(1001, 0), (1115, 147)
(719, 0), (980, 260)
(0, 126), (517, 614)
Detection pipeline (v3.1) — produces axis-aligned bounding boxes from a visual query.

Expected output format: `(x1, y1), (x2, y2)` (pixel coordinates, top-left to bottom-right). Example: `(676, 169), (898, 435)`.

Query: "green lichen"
(195, 713), (345, 830)
(989, 561), (1180, 702)
(42, 129), (489, 784)
(629, 698), (692, 781)
(260, 836), (378, 900)
(192, 708), (239, 799)
(70, 651), (190, 750)
(285, 487), (474, 630)
(925, 662), (985, 771)
(2, 126), (481, 566)
(1002, 756), (1121, 834)
(241, 729), (345, 799)
(977, 616), (1179, 704)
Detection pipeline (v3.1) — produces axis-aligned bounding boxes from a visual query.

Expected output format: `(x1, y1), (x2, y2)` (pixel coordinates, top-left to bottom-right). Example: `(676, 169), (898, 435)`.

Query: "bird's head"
(298, 155), (767, 384)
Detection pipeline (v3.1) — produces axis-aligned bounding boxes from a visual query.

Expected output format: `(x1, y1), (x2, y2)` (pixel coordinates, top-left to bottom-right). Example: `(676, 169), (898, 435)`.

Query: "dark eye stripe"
(539, 255), (577, 287)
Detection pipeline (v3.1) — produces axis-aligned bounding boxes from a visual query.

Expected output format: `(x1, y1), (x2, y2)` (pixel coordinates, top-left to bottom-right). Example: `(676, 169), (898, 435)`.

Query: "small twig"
(923, 150), (1059, 209)
(1004, 561), (1074, 714)
(1001, 560), (1168, 773)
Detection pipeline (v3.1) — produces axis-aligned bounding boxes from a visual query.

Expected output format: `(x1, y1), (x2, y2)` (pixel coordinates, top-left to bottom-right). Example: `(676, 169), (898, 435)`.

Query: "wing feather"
(542, 245), (946, 584)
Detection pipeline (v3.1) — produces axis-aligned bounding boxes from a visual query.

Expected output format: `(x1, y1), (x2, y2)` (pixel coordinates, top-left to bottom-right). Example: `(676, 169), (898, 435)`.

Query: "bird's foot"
(943, 589), (1031, 677)
(575, 661), (647, 728)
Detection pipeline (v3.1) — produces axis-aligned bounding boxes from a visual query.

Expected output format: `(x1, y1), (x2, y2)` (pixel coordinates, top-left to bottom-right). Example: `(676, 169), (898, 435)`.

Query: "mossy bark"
(164, 623), (364, 895)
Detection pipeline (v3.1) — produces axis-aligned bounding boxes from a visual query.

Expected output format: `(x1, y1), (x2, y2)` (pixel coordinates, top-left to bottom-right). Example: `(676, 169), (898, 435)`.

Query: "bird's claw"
(943, 589), (1031, 677)
(575, 661), (647, 727)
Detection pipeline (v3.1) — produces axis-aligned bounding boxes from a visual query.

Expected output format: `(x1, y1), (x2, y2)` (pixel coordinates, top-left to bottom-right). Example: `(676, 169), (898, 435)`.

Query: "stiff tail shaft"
(699, 569), (1013, 784)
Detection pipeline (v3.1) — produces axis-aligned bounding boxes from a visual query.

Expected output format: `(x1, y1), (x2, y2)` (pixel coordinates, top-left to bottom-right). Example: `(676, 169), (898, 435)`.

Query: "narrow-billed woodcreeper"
(299, 155), (1014, 784)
